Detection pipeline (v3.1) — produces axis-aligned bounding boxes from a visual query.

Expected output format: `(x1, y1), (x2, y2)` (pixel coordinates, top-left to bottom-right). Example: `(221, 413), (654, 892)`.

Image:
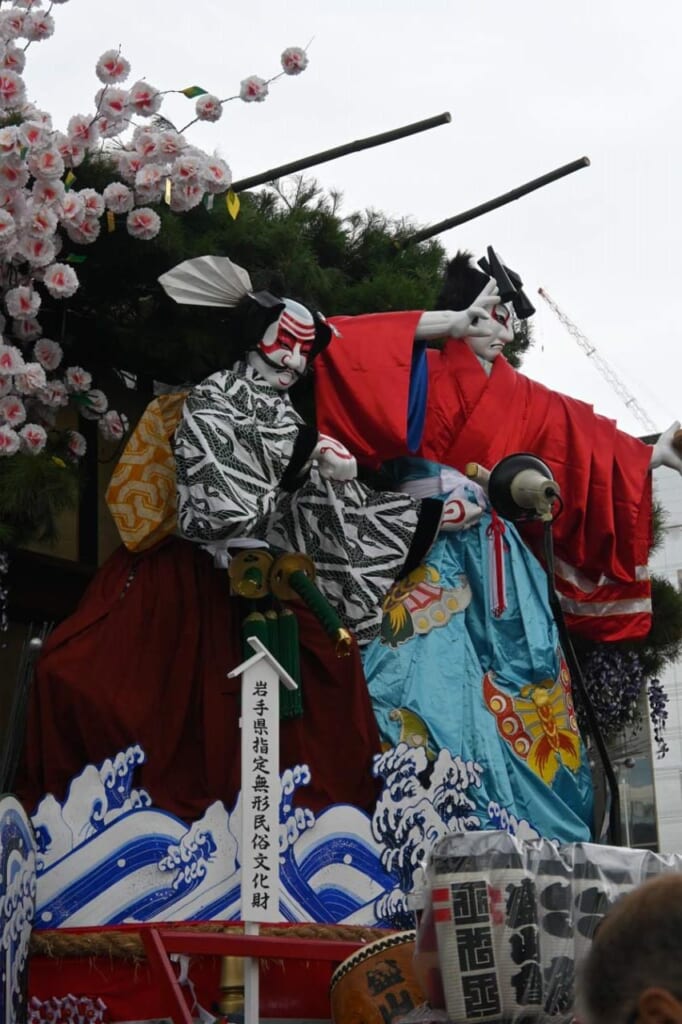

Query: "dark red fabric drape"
(16, 538), (381, 822)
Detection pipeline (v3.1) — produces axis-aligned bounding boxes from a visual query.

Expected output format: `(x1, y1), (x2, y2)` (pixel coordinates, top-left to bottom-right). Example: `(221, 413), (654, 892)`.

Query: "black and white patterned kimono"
(174, 363), (441, 644)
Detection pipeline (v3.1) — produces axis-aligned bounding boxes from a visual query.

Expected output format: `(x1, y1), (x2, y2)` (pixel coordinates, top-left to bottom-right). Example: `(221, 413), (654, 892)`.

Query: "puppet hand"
(463, 279), (504, 338)
(313, 433), (357, 481)
(650, 421), (682, 474)
(440, 494), (484, 532)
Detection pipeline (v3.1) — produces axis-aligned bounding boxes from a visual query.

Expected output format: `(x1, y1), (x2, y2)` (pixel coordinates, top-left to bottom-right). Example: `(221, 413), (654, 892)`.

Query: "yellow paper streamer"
(226, 189), (240, 220)
(64, 171), (76, 190)
(106, 210), (116, 233)
(164, 179), (172, 205)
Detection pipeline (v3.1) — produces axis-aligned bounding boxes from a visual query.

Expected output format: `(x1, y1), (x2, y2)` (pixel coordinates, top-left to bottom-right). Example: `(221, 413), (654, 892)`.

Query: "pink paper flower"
(157, 131), (186, 157)
(0, 425), (19, 456)
(19, 422), (47, 454)
(0, 395), (26, 427)
(126, 207), (161, 241)
(43, 263), (79, 299)
(28, 206), (58, 238)
(28, 147), (65, 181)
(80, 388), (108, 419)
(174, 153), (205, 181)
(96, 49), (131, 85)
(0, 162), (28, 188)
(23, 12), (55, 41)
(195, 94), (223, 122)
(64, 216), (101, 245)
(13, 362), (46, 394)
(0, 13), (25, 41)
(32, 180), (66, 207)
(127, 80), (162, 117)
(116, 151), (144, 183)
(95, 86), (127, 120)
(20, 120), (51, 150)
(19, 236), (56, 267)
(169, 181), (204, 212)
(0, 70), (26, 110)
(0, 376), (10, 398)
(0, 209), (16, 247)
(239, 75), (269, 103)
(281, 47), (309, 75)
(67, 429), (87, 459)
(34, 338), (63, 371)
(64, 365), (92, 393)
(78, 188), (105, 218)
(133, 127), (161, 160)
(36, 379), (68, 408)
(102, 181), (134, 213)
(1, 45), (24, 74)
(59, 192), (85, 222)
(99, 409), (128, 442)
(13, 317), (41, 342)
(67, 114), (99, 149)
(6, 286), (41, 319)
(204, 158), (232, 194)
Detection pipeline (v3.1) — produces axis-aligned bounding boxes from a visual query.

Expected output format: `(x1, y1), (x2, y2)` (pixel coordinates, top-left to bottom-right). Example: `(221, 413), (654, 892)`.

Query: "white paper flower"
(132, 127), (161, 160)
(195, 94), (223, 122)
(126, 207), (160, 240)
(127, 80), (162, 117)
(281, 47), (309, 75)
(67, 114), (99, 149)
(28, 147), (65, 181)
(64, 365), (92, 393)
(37, 379), (68, 407)
(0, 209), (16, 248)
(98, 409), (128, 442)
(0, 161), (28, 189)
(0, 13), (25, 41)
(0, 70), (26, 109)
(116, 151), (145, 183)
(174, 153), (205, 181)
(0, 125), (19, 154)
(32, 180), (65, 207)
(79, 388), (108, 419)
(13, 317), (41, 342)
(64, 217), (101, 245)
(96, 115), (127, 140)
(6, 286), (41, 319)
(23, 12), (55, 41)
(0, 375), (10, 397)
(19, 236), (56, 267)
(0, 425), (19, 456)
(67, 429), (86, 459)
(0, 343), (23, 373)
(13, 362), (46, 394)
(59, 191), (85, 222)
(20, 120), (51, 150)
(1, 45), (25, 75)
(102, 181), (134, 214)
(78, 188), (105, 218)
(27, 205), (58, 238)
(96, 49), (131, 85)
(169, 181), (204, 212)
(95, 85), (127, 120)
(34, 338), (62, 370)
(157, 130), (186, 158)
(18, 422), (47, 454)
(204, 157), (232, 194)
(43, 263), (79, 298)
(0, 394), (25, 426)
(239, 75), (269, 103)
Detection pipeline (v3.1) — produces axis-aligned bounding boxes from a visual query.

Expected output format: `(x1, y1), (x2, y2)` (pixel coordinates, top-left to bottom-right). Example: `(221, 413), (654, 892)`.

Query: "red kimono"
(316, 314), (653, 641)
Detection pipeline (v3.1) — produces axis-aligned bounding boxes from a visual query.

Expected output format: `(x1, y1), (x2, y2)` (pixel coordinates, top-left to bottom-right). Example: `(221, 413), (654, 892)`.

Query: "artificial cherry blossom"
(13, 361), (46, 394)
(239, 75), (269, 103)
(18, 421), (46, 454)
(64, 366), (92, 393)
(126, 206), (160, 240)
(43, 262), (79, 298)
(0, 394), (26, 427)
(6, 286), (40, 319)
(95, 49), (131, 85)
(66, 429), (86, 459)
(102, 181), (134, 214)
(281, 47), (309, 75)
(195, 94), (222, 122)
(0, 425), (20, 455)
(34, 338), (63, 370)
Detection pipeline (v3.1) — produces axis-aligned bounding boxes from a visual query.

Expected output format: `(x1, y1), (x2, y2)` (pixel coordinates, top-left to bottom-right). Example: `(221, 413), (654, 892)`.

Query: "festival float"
(2, 3), (682, 1022)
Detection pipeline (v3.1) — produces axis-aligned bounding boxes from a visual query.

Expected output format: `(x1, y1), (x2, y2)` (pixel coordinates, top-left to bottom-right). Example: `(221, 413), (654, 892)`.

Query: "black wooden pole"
(230, 112), (452, 193)
(403, 156), (591, 246)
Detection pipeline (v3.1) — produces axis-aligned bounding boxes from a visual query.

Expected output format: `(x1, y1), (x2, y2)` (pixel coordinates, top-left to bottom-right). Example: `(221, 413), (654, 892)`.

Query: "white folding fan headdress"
(158, 255), (253, 307)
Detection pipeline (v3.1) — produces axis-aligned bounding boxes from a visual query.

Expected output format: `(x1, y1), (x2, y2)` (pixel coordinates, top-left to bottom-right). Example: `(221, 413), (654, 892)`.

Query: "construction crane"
(537, 287), (657, 434)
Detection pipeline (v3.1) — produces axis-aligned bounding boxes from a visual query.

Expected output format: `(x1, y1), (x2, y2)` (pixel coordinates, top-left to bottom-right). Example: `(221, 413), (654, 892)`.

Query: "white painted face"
(466, 302), (514, 363)
(247, 298), (316, 390)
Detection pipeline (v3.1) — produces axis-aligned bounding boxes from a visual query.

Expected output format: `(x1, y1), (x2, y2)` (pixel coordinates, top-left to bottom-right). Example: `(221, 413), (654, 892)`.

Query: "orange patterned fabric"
(106, 391), (189, 552)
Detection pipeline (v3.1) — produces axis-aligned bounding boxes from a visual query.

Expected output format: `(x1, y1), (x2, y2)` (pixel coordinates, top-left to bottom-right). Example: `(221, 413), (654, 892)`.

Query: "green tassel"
(242, 611), (268, 656)
(278, 608), (302, 719)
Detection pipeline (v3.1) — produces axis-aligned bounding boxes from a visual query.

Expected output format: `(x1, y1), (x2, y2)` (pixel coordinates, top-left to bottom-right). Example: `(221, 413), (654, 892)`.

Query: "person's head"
(233, 292), (332, 391)
(436, 250), (514, 363)
(579, 873), (682, 1024)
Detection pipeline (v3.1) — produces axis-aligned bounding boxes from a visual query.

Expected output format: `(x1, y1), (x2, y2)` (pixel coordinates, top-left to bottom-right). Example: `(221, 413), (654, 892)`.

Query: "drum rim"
(329, 929), (416, 992)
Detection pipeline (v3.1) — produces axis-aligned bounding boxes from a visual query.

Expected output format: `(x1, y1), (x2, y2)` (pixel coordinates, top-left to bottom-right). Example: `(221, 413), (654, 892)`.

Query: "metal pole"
(230, 112), (452, 193)
(403, 156), (591, 245)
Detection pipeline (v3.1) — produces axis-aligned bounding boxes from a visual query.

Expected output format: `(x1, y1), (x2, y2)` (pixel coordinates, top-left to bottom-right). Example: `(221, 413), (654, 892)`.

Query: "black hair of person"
(435, 250), (491, 312)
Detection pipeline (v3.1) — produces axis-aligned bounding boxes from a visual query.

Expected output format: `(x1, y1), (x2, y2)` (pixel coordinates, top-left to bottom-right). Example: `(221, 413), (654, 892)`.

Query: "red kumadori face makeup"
(250, 300), (316, 390)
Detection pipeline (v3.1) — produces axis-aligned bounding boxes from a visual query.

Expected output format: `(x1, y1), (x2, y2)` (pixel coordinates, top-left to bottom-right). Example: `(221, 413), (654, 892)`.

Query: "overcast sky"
(23, 0), (682, 437)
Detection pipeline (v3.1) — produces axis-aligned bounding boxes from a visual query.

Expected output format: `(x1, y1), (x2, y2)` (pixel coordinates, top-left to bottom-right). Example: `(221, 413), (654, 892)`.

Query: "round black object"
(488, 452), (556, 521)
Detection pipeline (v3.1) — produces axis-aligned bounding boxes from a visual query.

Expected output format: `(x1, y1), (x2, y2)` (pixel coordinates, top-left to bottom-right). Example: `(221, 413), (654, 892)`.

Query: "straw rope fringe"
(29, 923), (394, 963)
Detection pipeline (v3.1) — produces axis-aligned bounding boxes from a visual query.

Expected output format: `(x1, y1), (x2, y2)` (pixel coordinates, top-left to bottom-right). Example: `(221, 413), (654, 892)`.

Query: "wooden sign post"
(227, 636), (298, 1024)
